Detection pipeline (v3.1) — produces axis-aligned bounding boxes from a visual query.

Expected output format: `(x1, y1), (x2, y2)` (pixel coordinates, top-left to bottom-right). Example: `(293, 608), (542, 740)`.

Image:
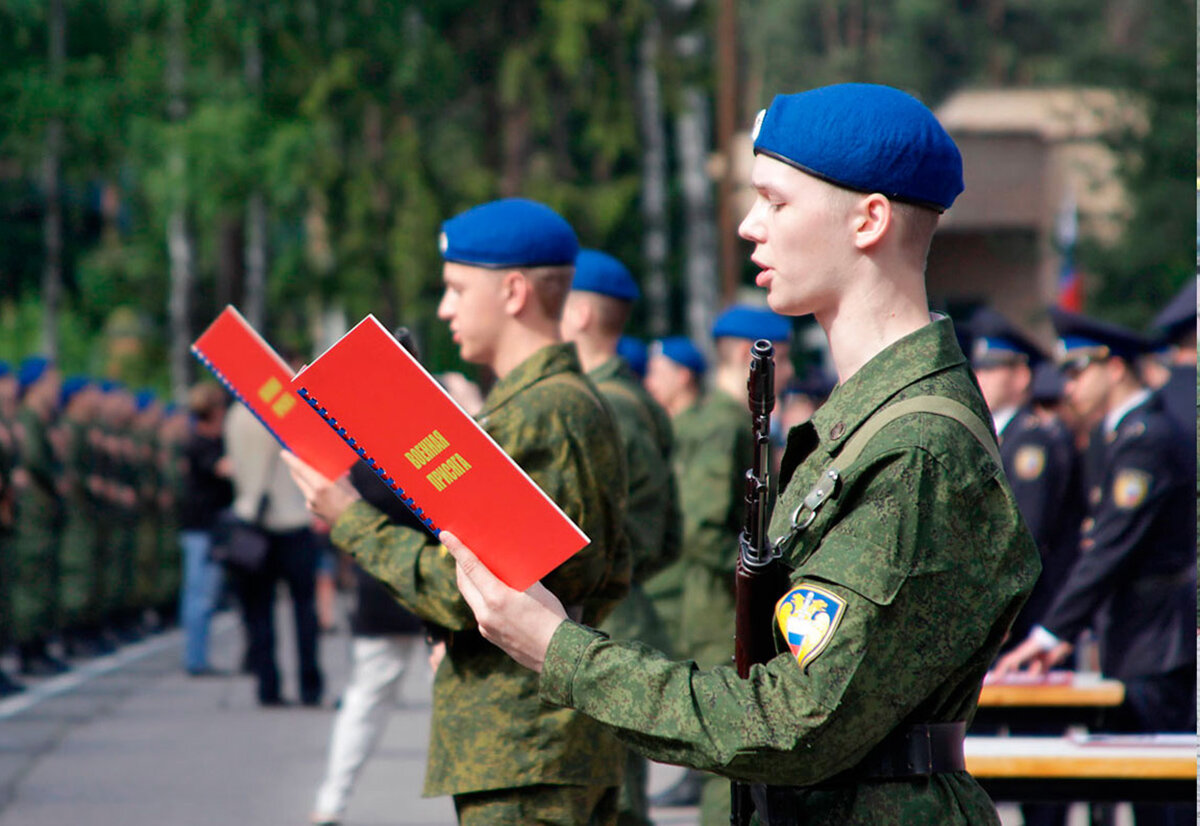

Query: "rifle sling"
(775, 395), (1000, 552)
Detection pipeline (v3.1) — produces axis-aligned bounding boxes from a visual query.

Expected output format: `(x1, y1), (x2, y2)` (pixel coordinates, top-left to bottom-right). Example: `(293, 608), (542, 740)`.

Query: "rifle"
(731, 339), (789, 826)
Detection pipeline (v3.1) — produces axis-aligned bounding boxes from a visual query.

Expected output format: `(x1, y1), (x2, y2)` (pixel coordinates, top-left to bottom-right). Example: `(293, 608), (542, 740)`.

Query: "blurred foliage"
(0, 0), (1192, 390)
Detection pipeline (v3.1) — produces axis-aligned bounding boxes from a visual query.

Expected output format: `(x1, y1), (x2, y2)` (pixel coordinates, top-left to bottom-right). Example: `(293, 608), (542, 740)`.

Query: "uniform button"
(830, 422), (845, 439)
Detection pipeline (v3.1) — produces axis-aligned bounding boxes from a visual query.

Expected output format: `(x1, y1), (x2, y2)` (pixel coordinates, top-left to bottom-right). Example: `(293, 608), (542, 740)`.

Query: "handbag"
(211, 451), (276, 574)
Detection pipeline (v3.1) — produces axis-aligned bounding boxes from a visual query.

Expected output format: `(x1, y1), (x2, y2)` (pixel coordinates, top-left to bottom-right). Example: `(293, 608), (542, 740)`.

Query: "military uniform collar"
(482, 341), (581, 417)
(587, 354), (635, 385)
(808, 316), (966, 457)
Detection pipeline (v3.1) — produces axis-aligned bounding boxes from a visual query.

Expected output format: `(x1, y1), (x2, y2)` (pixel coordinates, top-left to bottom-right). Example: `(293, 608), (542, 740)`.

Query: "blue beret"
(439, 198), (579, 269)
(616, 336), (648, 378)
(135, 389), (158, 412)
(654, 337), (707, 375)
(968, 307), (1046, 368)
(60, 375), (90, 407)
(98, 379), (121, 394)
(712, 305), (791, 343)
(752, 83), (964, 212)
(17, 356), (51, 394)
(572, 249), (640, 302)
(1049, 308), (1150, 365)
(0, 360), (10, 379)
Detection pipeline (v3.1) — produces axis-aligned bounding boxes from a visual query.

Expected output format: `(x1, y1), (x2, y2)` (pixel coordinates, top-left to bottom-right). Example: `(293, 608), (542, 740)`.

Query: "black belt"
(749, 722), (967, 825)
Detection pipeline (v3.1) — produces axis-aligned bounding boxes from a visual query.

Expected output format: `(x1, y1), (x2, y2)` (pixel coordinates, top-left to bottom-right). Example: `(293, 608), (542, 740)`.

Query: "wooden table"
(974, 672), (1124, 729)
(966, 734), (1197, 803)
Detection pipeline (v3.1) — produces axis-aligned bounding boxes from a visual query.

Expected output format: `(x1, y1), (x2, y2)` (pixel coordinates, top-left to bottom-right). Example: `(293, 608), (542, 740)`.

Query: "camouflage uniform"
(12, 406), (65, 645)
(132, 425), (162, 615)
(671, 389), (755, 823)
(537, 318), (1039, 826)
(58, 418), (100, 631)
(590, 356), (682, 826)
(0, 412), (16, 651)
(331, 343), (630, 818)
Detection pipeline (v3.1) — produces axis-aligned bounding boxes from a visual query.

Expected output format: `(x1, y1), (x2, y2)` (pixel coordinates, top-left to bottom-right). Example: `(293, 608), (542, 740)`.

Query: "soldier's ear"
(500, 269), (531, 317)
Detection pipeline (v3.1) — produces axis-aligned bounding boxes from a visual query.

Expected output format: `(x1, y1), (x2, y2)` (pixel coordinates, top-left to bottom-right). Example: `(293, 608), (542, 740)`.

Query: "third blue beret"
(712, 305), (791, 343)
(572, 249), (640, 302)
(752, 83), (964, 212)
(654, 337), (707, 376)
(439, 198), (579, 269)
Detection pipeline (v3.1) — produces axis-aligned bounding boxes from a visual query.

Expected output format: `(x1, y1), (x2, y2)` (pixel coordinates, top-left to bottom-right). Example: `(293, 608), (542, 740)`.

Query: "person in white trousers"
(311, 462), (434, 826)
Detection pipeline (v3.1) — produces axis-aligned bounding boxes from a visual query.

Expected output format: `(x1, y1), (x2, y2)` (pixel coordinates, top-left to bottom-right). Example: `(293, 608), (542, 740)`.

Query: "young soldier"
(444, 84), (1040, 826)
(560, 249), (682, 826)
(285, 199), (630, 825)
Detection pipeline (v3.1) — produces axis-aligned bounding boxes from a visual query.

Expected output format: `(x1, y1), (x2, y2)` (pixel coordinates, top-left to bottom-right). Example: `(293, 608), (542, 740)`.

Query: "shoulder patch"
(1112, 468), (1151, 509)
(1013, 445), (1046, 480)
(775, 584), (846, 671)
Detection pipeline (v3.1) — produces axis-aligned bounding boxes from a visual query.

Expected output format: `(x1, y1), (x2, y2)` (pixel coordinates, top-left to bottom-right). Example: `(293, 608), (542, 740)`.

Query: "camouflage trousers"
(453, 783), (619, 826)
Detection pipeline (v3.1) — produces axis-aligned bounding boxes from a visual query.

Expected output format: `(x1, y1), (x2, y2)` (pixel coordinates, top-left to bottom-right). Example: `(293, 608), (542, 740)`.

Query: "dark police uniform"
(1041, 309), (1195, 826)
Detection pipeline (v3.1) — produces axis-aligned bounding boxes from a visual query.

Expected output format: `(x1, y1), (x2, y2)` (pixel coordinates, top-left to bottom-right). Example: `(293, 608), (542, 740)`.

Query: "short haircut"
(581, 292), (633, 337)
(822, 184), (940, 268)
(519, 265), (574, 321)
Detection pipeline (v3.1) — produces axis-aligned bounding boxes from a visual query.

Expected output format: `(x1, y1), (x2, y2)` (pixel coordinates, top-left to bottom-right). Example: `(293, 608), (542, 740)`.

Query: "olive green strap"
(774, 395), (1000, 552)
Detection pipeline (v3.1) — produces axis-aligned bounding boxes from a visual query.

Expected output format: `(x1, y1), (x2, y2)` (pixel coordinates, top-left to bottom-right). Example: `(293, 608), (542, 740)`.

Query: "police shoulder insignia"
(1112, 468), (1151, 509)
(1013, 445), (1046, 480)
(775, 583), (846, 671)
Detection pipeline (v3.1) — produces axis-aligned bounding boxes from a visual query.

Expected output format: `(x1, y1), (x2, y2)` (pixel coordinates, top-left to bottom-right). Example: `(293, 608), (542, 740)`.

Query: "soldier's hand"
(442, 530), (567, 674)
(281, 450), (360, 524)
(990, 634), (1072, 678)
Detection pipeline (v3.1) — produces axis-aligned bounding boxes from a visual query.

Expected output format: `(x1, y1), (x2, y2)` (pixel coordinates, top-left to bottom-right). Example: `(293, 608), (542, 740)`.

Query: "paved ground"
(0, 601), (697, 826)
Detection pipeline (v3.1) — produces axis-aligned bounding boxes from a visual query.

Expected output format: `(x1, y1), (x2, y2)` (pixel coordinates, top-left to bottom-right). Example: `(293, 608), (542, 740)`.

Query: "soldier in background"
(155, 403), (190, 627)
(285, 198), (630, 825)
(0, 361), (23, 695)
(616, 336), (648, 380)
(131, 390), (166, 630)
(11, 356), (68, 675)
(639, 337), (706, 654)
(560, 249), (683, 826)
(668, 305), (792, 824)
(995, 309), (1195, 826)
(57, 377), (113, 657)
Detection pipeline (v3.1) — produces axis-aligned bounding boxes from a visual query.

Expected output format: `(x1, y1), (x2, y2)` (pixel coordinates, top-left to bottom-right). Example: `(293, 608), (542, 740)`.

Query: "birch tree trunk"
(675, 84), (718, 353)
(166, 0), (194, 402)
(40, 0), (66, 358)
(636, 17), (671, 337)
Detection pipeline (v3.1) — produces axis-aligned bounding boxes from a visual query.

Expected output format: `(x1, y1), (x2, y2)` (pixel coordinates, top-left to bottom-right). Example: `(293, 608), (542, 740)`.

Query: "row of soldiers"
(0, 358), (190, 695)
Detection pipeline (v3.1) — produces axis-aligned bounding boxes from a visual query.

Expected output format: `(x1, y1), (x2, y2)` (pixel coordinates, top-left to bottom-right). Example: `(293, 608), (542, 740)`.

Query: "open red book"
(291, 315), (590, 590)
(191, 306), (357, 481)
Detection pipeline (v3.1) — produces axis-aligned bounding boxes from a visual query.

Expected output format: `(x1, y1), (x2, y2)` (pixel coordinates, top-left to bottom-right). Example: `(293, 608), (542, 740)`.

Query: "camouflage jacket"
(16, 407), (64, 518)
(332, 342), (630, 796)
(538, 318), (1039, 825)
(673, 390), (752, 575)
(589, 356), (681, 583)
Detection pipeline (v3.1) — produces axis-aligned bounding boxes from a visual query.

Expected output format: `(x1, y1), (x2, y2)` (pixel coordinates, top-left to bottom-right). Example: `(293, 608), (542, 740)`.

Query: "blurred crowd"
(0, 361), (189, 692)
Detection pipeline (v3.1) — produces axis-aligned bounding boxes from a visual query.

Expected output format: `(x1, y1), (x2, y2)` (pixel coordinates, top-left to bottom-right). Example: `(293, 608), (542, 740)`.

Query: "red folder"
(191, 306), (357, 481)
(291, 315), (590, 590)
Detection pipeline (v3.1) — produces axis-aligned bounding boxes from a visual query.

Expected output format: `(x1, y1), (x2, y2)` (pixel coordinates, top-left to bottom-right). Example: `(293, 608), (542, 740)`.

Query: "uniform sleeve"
(1040, 436), (1177, 642)
(541, 445), (1018, 785)
(678, 423), (746, 574)
(331, 499), (475, 630)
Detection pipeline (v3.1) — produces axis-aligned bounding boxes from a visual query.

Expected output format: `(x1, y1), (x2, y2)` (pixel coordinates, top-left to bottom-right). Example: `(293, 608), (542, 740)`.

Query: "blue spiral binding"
(295, 386), (440, 535)
(190, 346), (293, 454)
